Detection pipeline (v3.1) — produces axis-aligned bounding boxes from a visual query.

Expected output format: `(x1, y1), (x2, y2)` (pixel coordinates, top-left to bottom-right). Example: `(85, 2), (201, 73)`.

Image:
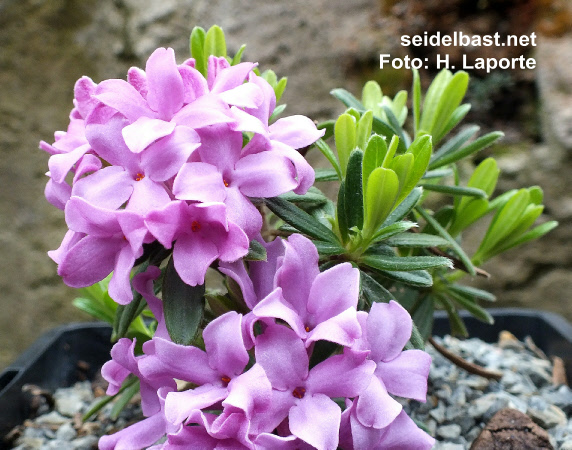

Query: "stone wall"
(0, 0), (570, 368)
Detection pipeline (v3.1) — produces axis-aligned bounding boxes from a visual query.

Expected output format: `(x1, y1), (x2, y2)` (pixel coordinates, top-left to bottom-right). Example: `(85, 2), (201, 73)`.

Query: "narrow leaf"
(447, 290), (494, 325)
(420, 184), (487, 198)
(345, 150), (364, 229)
(412, 69), (421, 136)
(370, 221), (418, 244)
(335, 114), (357, 177)
(382, 187), (423, 226)
(359, 270), (394, 308)
(363, 167), (399, 237)
(429, 131), (504, 170)
(313, 240), (346, 257)
(412, 295), (434, 341)
(356, 110), (373, 150)
(315, 138), (342, 179)
(362, 81), (383, 116)
(330, 88), (365, 110)
(416, 206), (476, 276)
(163, 258), (205, 346)
(449, 284), (496, 302)
(245, 240), (267, 261)
(72, 297), (115, 324)
(265, 197), (340, 244)
(374, 269), (433, 287)
(362, 135), (388, 195)
(436, 103), (471, 143)
(190, 26), (207, 77)
(110, 380), (140, 420)
(360, 253), (453, 271)
(385, 233), (451, 248)
(204, 25), (227, 58)
(431, 125), (480, 163)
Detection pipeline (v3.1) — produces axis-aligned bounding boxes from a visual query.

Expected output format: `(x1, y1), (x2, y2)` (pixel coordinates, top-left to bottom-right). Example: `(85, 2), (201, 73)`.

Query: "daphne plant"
(40, 24), (556, 450)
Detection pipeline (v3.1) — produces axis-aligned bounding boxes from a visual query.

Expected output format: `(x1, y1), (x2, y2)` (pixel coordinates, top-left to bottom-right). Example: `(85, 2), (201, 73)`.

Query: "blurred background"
(0, 0), (571, 369)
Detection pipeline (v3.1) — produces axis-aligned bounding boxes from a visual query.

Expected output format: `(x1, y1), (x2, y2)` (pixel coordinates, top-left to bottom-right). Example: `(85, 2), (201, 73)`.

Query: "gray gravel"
(8, 335), (572, 449)
(403, 335), (572, 449)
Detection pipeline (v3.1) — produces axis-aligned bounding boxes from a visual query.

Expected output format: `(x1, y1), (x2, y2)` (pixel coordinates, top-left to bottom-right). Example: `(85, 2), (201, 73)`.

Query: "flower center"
(191, 221), (201, 232)
(223, 179), (229, 187)
(292, 387), (306, 399)
(305, 326), (310, 332)
(221, 375), (231, 386)
(135, 173), (145, 181)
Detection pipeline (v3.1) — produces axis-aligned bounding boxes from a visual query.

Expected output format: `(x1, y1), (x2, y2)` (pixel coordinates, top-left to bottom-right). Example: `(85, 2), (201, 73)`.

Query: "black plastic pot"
(1, 309), (571, 444)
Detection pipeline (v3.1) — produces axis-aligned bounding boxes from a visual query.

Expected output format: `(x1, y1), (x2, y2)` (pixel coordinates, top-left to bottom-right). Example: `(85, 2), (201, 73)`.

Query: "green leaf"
(404, 135), (432, 200)
(385, 233), (450, 248)
(72, 297), (115, 323)
(83, 376), (138, 421)
(374, 269), (433, 287)
(190, 26), (207, 77)
(436, 103), (471, 143)
(345, 150), (364, 229)
(423, 168), (454, 179)
(370, 221), (418, 244)
(230, 44), (247, 65)
(245, 240), (267, 261)
(269, 104), (287, 122)
(449, 284), (496, 302)
(419, 69), (453, 135)
(408, 321), (426, 350)
(315, 168), (339, 182)
(420, 183), (487, 198)
(359, 270), (394, 308)
(360, 253), (453, 271)
(204, 25), (227, 58)
(493, 220), (558, 254)
(317, 120), (335, 141)
(412, 69), (421, 136)
(309, 340), (340, 369)
(416, 206), (476, 276)
(392, 90), (408, 125)
(113, 284), (146, 341)
(412, 295), (434, 341)
(389, 153), (414, 201)
(275, 77), (288, 102)
(372, 117), (407, 154)
(315, 139), (342, 180)
(313, 240), (346, 257)
(337, 180), (349, 243)
(447, 290), (494, 325)
(448, 198), (489, 237)
(362, 80), (383, 116)
(163, 258), (205, 346)
(382, 187), (423, 226)
(429, 131), (504, 170)
(431, 125), (480, 164)
(477, 188), (530, 259)
(356, 110), (373, 150)
(382, 106), (409, 148)
(362, 135), (388, 196)
(330, 88), (365, 110)
(279, 187), (329, 206)
(265, 197), (340, 244)
(363, 167), (400, 237)
(335, 114), (357, 177)
(110, 379), (140, 420)
(435, 294), (468, 337)
(431, 71), (469, 144)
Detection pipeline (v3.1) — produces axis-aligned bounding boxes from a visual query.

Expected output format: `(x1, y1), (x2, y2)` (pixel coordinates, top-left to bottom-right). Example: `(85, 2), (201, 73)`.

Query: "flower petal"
(275, 234), (319, 316)
(173, 162), (226, 202)
(71, 166), (134, 210)
(289, 394), (341, 450)
(377, 410), (436, 449)
(253, 288), (307, 340)
(142, 125), (200, 182)
(233, 151), (298, 198)
(223, 363), (272, 418)
(173, 232), (219, 286)
(122, 116), (176, 154)
(94, 79), (153, 122)
(307, 351), (375, 399)
(355, 376), (402, 429)
(165, 385), (228, 427)
(254, 321), (308, 390)
(219, 82), (263, 108)
(203, 311), (249, 377)
(269, 115), (325, 149)
(367, 301), (413, 363)
(374, 349), (432, 402)
(145, 47), (185, 120)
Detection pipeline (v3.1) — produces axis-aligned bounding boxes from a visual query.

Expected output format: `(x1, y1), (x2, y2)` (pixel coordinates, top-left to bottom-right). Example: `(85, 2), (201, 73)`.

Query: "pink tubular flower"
(253, 322), (375, 450)
(145, 200), (249, 286)
(251, 234), (362, 347)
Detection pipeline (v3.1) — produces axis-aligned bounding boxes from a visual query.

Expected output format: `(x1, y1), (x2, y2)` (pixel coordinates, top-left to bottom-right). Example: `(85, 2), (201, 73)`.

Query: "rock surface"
(471, 408), (554, 450)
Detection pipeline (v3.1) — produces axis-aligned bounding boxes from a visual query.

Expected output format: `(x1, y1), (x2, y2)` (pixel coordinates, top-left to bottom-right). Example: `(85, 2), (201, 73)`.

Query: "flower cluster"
(99, 235), (434, 449)
(41, 48), (323, 304)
